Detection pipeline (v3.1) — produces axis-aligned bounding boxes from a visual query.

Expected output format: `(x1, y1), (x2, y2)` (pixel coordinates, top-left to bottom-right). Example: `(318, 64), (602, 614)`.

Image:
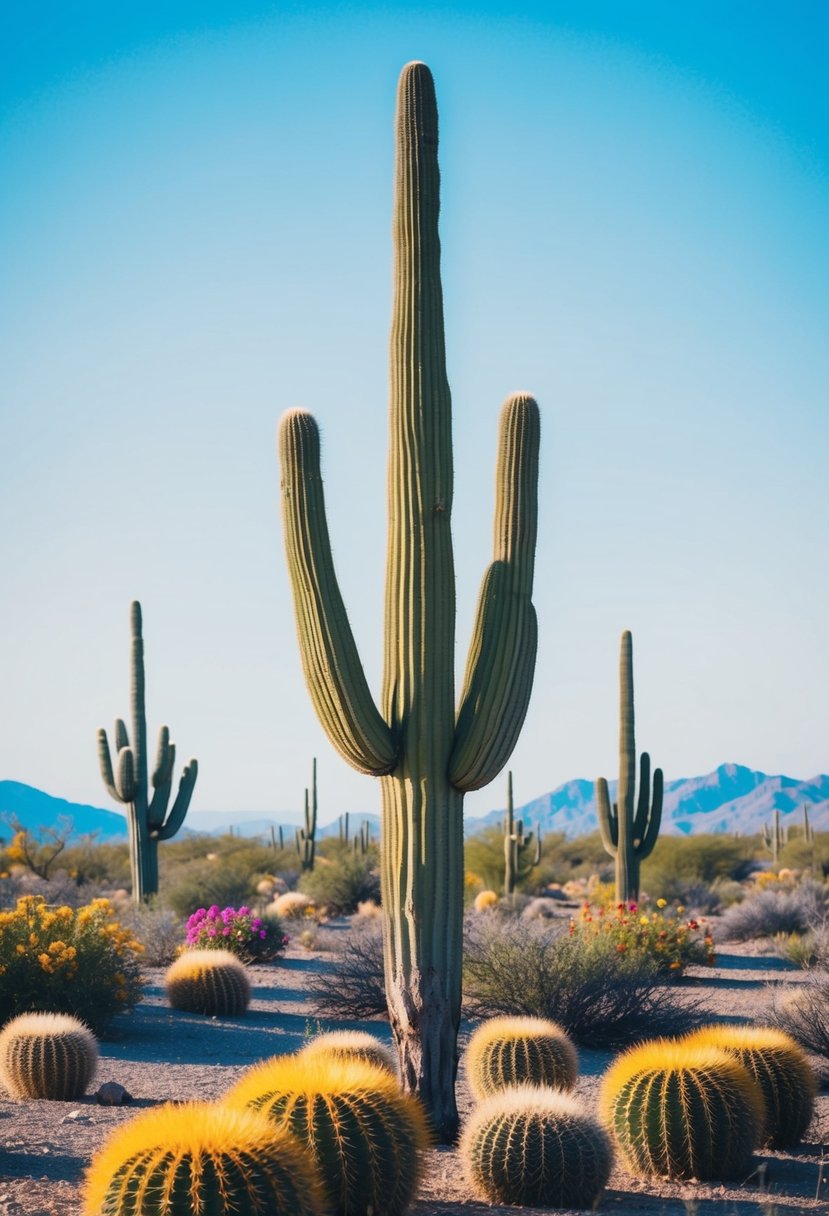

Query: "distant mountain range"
(1, 764), (827, 845)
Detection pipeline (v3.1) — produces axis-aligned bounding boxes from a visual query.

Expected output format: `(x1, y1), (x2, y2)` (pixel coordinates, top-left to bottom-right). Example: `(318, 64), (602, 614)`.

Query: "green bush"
(163, 861), (259, 918)
(0, 895), (143, 1032)
(298, 853), (380, 915)
(463, 916), (709, 1049)
(641, 834), (755, 900)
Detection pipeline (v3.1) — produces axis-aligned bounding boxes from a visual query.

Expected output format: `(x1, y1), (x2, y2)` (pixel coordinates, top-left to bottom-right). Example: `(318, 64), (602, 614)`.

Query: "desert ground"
(0, 931), (826, 1216)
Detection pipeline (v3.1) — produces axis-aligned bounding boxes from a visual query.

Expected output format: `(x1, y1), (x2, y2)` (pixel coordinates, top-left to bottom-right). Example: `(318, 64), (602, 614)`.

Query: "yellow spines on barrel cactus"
(461, 1085), (613, 1209)
(681, 1025), (817, 1148)
(599, 1040), (764, 1180)
(223, 1054), (429, 1216)
(0, 1012), (98, 1101)
(165, 949), (251, 1017)
(465, 1015), (578, 1100)
(82, 1101), (326, 1216)
(299, 1030), (398, 1076)
(278, 62), (540, 1140)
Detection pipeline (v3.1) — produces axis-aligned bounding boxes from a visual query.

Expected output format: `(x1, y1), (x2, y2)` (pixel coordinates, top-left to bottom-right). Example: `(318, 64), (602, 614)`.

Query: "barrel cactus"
(0, 1012), (98, 1101)
(465, 1015), (578, 1100)
(278, 61), (540, 1140)
(82, 1100), (326, 1216)
(299, 1030), (397, 1076)
(682, 1025), (816, 1148)
(165, 949), (250, 1016)
(599, 1040), (764, 1180)
(223, 1054), (429, 1216)
(461, 1086), (613, 1209)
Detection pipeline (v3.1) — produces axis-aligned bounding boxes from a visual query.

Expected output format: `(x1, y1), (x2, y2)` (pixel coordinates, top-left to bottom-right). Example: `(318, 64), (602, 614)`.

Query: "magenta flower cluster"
(186, 905), (267, 947)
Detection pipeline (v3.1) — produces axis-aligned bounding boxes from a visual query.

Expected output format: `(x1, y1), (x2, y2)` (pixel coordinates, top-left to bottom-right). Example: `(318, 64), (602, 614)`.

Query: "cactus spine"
(596, 630), (662, 903)
(299, 1030), (398, 1075)
(295, 758), (318, 872)
(502, 771), (541, 895)
(97, 601), (198, 903)
(762, 809), (784, 862)
(278, 62), (540, 1140)
(224, 1055), (429, 1216)
(83, 1101), (326, 1216)
(165, 950), (251, 1017)
(465, 1016), (578, 1099)
(0, 1012), (98, 1101)
(461, 1087), (613, 1209)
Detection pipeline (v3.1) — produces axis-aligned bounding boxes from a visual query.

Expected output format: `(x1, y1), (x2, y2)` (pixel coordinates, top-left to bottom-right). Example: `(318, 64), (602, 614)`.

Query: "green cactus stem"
(278, 62), (540, 1142)
(596, 630), (662, 903)
(802, 805), (815, 844)
(762, 809), (784, 863)
(338, 812), (350, 845)
(502, 771), (541, 896)
(296, 759), (318, 872)
(97, 601), (198, 904)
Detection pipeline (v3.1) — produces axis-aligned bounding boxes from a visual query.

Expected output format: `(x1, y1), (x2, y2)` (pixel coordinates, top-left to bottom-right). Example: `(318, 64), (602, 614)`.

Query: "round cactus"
(465, 1015), (578, 1099)
(461, 1085), (613, 1209)
(299, 1030), (397, 1076)
(82, 1100), (326, 1216)
(682, 1025), (816, 1148)
(165, 949), (250, 1016)
(223, 1054), (429, 1216)
(599, 1040), (764, 1180)
(472, 890), (499, 913)
(0, 1012), (98, 1101)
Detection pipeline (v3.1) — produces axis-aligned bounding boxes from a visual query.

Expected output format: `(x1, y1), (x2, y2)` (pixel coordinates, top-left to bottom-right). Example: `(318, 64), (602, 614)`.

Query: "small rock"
(96, 1082), (133, 1106)
(61, 1110), (91, 1124)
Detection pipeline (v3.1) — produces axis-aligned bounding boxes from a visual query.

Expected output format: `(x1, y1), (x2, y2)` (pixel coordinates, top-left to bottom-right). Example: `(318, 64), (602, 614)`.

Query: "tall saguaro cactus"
(278, 62), (540, 1141)
(97, 601), (198, 904)
(596, 630), (662, 903)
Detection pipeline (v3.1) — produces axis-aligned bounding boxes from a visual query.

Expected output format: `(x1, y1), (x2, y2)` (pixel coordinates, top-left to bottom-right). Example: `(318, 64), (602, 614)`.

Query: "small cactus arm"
(97, 601), (198, 903)
(461, 1086), (613, 1209)
(0, 1012), (98, 1101)
(296, 759), (318, 872)
(595, 629), (662, 902)
(83, 1101), (326, 1216)
(277, 62), (540, 1142)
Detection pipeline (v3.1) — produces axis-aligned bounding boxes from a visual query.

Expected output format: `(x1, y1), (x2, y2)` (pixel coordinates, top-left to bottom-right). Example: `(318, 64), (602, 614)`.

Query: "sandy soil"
(0, 933), (826, 1216)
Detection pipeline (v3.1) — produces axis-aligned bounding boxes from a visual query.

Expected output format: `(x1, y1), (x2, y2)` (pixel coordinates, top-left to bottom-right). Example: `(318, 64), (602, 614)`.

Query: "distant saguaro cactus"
(278, 62), (540, 1140)
(502, 771), (541, 896)
(97, 601), (198, 904)
(762, 809), (784, 862)
(295, 758), (318, 872)
(596, 630), (662, 903)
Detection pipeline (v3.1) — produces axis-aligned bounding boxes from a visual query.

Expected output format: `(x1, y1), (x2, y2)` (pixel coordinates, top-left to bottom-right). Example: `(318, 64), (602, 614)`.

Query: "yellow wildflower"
(656, 898), (667, 908)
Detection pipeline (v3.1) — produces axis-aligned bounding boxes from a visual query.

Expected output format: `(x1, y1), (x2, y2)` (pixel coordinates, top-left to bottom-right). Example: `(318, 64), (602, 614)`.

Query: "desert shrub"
(272, 891), (317, 919)
(58, 838), (132, 888)
(163, 860), (258, 918)
(537, 832), (611, 886)
(767, 971), (829, 1058)
(0, 894), (143, 1032)
(309, 924), (388, 1019)
(771, 927), (829, 970)
(463, 916), (709, 1049)
(298, 853), (380, 915)
(641, 834), (756, 900)
(185, 905), (287, 963)
(718, 881), (827, 942)
(778, 831), (829, 878)
(570, 899), (714, 974)
(118, 903), (184, 967)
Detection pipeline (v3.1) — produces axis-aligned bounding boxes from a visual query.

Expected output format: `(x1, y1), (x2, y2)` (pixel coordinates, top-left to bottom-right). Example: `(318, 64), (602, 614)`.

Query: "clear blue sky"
(1, 2), (827, 825)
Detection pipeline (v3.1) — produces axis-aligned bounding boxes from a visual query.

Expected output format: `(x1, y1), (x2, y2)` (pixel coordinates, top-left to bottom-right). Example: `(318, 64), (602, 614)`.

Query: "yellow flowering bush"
(569, 898), (715, 975)
(0, 895), (143, 1032)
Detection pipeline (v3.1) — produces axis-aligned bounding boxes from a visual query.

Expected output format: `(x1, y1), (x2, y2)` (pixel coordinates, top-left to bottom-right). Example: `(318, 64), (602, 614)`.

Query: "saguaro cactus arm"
(633, 752), (662, 857)
(156, 759), (198, 840)
(449, 393), (540, 792)
(595, 778), (617, 853)
(279, 410), (398, 776)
